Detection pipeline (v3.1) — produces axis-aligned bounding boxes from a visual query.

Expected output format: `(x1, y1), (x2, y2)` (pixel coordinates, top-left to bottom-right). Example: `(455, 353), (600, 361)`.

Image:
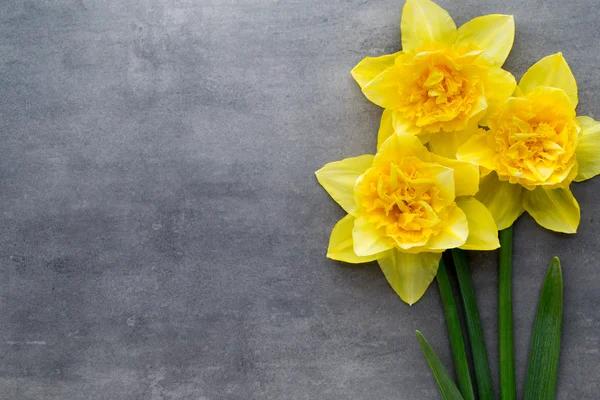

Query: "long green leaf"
(436, 259), (475, 400)
(451, 249), (494, 400)
(416, 331), (465, 400)
(499, 227), (516, 400)
(524, 257), (563, 400)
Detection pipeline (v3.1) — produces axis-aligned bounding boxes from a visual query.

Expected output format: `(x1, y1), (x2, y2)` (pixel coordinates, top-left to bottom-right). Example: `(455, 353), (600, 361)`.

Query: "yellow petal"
(327, 214), (383, 263)
(518, 53), (578, 107)
(476, 173), (525, 230)
(466, 90), (488, 121)
(456, 15), (515, 66)
(527, 86), (575, 121)
(456, 131), (497, 171)
(374, 131), (431, 167)
(428, 124), (478, 159)
(523, 187), (580, 233)
(430, 153), (480, 197)
(575, 116), (600, 182)
(481, 67), (516, 126)
(456, 197), (500, 250)
(315, 155), (374, 215)
(377, 250), (442, 305)
(512, 86), (525, 97)
(425, 205), (468, 251)
(480, 166), (493, 178)
(577, 115), (596, 128)
(362, 66), (402, 109)
(352, 216), (394, 256)
(401, 0), (457, 52)
(377, 109), (395, 150)
(427, 165), (456, 208)
(392, 111), (422, 135)
(351, 52), (403, 89)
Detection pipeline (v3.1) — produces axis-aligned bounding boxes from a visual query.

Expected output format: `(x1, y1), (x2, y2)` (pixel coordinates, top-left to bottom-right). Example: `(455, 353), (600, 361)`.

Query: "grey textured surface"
(0, 0), (599, 399)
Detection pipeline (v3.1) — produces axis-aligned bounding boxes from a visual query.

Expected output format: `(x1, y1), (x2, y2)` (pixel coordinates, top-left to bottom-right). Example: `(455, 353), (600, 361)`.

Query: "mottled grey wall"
(0, 0), (599, 399)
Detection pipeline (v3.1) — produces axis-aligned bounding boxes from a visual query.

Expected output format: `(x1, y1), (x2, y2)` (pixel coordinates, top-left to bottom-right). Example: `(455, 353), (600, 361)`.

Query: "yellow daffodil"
(351, 0), (516, 156)
(458, 53), (600, 233)
(316, 132), (499, 304)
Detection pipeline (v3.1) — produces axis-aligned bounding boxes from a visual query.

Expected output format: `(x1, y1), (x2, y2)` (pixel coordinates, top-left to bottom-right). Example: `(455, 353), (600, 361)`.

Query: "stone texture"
(0, 0), (599, 398)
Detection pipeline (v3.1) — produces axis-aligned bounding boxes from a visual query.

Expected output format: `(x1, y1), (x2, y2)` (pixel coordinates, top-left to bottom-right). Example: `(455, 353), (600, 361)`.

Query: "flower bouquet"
(316, 0), (600, 398)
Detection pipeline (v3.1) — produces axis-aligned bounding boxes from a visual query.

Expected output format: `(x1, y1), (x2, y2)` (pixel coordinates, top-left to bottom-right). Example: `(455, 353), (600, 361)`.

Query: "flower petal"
(374, 131), (431, 167)
(401, 0), (457, 53)
(456, 14), (515, 66)
(476, 173), (525, 230)
(353, 216), (394, 256)
(377, 109), (395, 150)
(481, 67), (516, 126)
(430, 153), (480, 197)
(466, 90), (488, 121)
(456, 131), (497, 171)
(456, 197), (500, 250)
(392, 111), (422, 136)
(518, 53), (578, 107)
(428, 165), (456, 208)
(575, 116), (600, 182)
(527, 86), (576, 120)
(327, 214), (383, 263)
(377, 250), (442, 305)
(315, 155), (374, 215)
(427, 124), (478, 159)
(425, 205), (468, 251)
(351, 52), (402, 89)
(362, 67), (402, 109)
(523, 187), (580, 233)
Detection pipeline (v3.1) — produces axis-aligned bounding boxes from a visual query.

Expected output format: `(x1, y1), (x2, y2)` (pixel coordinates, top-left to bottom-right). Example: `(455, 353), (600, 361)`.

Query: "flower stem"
(451, 248), (493, 400)
(499, 227), (515, 400)
(436, 258), (475, 400)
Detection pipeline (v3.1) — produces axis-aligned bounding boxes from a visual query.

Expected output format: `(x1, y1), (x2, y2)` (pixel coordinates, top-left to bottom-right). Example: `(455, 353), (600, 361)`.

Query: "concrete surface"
(1, 0), (599, 399)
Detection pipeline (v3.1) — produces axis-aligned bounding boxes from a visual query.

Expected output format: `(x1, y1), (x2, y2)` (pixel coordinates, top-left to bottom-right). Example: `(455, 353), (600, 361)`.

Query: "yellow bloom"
(316, 133), (499, 304)
(458, 53), (600, 233)
(351, 0), (516, 154)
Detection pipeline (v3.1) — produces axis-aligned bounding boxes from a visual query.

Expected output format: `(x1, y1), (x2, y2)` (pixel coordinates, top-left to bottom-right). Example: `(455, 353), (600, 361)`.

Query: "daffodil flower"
(457, 53), (600, 233)
(351, 0), (516, 157)
(316, 132), (499, 304)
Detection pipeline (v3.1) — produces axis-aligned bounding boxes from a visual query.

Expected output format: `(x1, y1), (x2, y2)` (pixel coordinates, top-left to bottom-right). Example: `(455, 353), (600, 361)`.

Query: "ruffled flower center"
(492, 88), (579, 189)
(356, 157), (455, 249)
(395, 47), (487, 133)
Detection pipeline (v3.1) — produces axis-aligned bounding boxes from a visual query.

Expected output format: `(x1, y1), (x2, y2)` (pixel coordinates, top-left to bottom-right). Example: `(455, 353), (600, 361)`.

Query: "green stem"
(499, 227), (516, 400)
(436, 259), (475, 400)
(451, 248), (494, 400)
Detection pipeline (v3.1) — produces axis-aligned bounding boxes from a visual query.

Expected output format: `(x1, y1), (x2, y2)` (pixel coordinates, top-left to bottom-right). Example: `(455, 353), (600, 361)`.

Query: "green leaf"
(436, 259), (475, 400)
(451, 249), (494, 400)
(524, 257), (563, 400)
(499, 227), (516, 400)
(416, 331), (466, 400)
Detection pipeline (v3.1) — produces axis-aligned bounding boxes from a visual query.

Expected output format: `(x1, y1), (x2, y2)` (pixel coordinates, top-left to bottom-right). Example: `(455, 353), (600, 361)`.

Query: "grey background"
(0, 0), (598, 399)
